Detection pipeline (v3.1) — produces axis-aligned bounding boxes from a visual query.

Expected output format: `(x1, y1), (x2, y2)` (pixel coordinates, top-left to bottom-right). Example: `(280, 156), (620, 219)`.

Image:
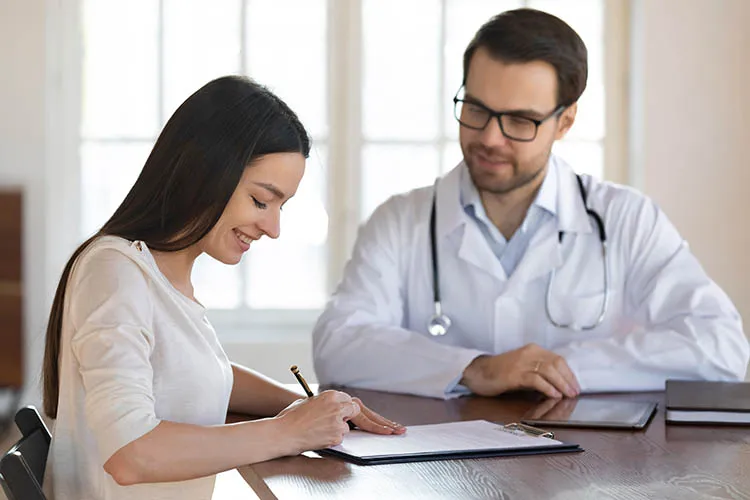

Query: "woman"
(42, 76), (405, 500)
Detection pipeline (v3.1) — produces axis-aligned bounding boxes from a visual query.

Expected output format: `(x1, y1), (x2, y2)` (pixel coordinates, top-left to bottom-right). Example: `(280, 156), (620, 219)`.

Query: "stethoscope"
(427, 174), (609, 336)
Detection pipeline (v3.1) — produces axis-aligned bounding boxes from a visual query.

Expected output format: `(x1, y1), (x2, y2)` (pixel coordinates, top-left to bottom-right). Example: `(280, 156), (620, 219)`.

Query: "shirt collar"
(437, 154), (593, 239)
(459, 157), (558, 221)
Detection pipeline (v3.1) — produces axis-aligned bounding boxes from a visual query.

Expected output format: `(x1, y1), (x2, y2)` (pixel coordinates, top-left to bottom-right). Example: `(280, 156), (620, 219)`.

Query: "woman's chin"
(206, 250), (244, 266)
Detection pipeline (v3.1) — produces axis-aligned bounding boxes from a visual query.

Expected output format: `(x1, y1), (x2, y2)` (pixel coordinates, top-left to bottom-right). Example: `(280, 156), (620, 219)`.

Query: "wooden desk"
(233, 388), (750, 500)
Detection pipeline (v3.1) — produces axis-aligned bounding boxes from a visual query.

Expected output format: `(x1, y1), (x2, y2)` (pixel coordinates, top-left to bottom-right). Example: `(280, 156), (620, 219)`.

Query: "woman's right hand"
(275, 390), (360, 455)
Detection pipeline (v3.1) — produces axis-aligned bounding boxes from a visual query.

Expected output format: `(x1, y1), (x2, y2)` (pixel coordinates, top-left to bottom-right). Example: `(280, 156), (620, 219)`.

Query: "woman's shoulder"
(71, 235), (156, 286)
(85, 234), (138, 252)
(63, 236), (162, 329)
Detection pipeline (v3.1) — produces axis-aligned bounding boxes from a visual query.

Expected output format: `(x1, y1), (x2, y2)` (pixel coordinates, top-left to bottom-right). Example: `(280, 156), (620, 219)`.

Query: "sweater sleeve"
(68, 247), (161, 463)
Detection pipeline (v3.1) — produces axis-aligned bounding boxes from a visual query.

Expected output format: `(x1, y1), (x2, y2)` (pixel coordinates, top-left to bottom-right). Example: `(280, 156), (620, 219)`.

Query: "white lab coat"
(312, 155), (749, 399)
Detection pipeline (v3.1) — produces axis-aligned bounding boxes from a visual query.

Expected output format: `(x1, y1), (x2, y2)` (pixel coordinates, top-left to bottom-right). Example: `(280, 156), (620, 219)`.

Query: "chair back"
(0, 406), (51, 500)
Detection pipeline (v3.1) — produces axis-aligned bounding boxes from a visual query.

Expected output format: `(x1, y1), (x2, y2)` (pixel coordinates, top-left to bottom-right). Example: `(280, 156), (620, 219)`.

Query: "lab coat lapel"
(508, 157), (592, 288)
(436, 157), (592, 285)
(508, 221), (561, 286)
(437, 163), (508, 282)
(457, 222), (508, 281)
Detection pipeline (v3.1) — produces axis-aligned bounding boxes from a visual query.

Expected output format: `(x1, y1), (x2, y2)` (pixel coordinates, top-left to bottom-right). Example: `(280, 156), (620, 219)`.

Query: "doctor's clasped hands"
(461, 344), (581, 399)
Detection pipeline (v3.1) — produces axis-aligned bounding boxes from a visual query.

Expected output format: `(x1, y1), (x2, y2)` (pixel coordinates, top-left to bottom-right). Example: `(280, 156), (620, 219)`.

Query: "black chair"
(0, 406), (51, 500)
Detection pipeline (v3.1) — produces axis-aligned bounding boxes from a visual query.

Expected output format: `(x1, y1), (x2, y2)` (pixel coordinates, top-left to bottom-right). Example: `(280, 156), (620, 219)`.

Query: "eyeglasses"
(453, 87), (566, 142)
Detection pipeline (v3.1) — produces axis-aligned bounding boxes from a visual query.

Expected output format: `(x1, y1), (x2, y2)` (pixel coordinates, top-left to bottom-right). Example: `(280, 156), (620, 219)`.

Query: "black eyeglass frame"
(453, 87), (567, 142)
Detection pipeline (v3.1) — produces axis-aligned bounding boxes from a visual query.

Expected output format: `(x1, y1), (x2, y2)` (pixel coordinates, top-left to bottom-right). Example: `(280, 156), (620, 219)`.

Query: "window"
(79, 0), (609, 336)
(360, 0), (605, 217)
(80, 0), (329, 316)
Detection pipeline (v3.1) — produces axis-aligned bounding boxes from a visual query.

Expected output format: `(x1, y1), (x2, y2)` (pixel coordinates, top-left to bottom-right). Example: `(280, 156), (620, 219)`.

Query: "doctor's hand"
(460, 344), (581, 399)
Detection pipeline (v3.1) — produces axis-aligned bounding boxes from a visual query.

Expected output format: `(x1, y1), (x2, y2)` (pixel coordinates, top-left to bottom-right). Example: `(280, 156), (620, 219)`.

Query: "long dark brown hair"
(42, 76), (310, 418)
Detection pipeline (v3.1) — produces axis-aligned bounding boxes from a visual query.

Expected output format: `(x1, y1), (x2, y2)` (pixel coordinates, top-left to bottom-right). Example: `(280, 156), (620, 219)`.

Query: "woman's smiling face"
(198, 152), (306, 265)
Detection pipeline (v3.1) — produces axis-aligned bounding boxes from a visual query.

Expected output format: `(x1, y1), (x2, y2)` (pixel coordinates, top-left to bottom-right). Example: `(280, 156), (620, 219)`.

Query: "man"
(312, 8), (748, 399)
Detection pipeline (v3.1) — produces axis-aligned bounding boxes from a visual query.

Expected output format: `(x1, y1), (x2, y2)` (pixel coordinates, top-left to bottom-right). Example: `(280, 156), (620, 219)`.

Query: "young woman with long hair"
(42, 76), (404, 500)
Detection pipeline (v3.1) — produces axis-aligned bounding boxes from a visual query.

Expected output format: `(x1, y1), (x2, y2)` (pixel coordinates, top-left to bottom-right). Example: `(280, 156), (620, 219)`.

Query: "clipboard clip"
(503, 422), (555, 439)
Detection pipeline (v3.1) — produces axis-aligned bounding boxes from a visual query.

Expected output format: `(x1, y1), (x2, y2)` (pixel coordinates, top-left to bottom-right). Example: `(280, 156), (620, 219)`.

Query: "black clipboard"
(315, 421), (583, 466)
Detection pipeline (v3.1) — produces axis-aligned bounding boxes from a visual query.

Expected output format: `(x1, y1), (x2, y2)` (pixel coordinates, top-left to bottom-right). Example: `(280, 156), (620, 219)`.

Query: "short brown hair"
(463, 8), (588, 107)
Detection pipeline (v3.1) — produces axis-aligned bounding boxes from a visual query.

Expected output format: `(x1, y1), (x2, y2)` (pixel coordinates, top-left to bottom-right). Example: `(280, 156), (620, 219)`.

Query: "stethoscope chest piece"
(428, 302), (452, 336)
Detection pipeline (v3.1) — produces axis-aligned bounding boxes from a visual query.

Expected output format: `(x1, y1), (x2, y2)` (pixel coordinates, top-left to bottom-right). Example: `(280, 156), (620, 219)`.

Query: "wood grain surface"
(238, 388), (750, 500)
(4, 386), (747, 499)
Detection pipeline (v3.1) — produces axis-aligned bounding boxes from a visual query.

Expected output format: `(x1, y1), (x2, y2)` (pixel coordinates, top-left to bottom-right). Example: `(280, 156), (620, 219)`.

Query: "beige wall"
(631, 0), (750, 328)
(0, 0), (48, 403)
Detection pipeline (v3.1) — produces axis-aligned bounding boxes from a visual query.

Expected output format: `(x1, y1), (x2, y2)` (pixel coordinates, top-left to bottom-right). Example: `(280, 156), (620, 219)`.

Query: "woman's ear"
(555, 102), (578, 140)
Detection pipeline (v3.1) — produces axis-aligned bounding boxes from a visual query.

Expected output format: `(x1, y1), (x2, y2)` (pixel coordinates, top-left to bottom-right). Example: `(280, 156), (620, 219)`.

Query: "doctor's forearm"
(556, 324), (749, 391)
(314, 324), (484, 398)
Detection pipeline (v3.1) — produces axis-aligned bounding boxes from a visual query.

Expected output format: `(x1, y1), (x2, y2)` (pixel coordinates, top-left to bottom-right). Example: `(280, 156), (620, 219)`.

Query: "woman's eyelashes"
(251, 196), (267, 210)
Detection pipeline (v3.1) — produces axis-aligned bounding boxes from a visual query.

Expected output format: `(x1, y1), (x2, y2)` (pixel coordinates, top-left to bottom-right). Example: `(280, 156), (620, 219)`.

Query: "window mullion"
(157, 0), (165, 126)
(438, 0), (448, 173)
(239, 0), (250, 308)
(605, 0), (630, 185)
(239, 0), (247, 75)
(326, 0), (363, 292)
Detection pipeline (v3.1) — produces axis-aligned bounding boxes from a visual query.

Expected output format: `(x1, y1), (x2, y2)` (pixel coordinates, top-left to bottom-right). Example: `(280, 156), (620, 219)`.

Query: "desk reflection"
(250, 453), (351, 483)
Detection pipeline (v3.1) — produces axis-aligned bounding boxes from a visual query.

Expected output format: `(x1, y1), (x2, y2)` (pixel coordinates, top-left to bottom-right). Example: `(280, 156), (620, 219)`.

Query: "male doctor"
(312, 8), (749, 399)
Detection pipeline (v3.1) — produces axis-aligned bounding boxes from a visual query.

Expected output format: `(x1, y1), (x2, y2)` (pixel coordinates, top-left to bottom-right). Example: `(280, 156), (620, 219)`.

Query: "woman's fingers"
(348, 398), (406, 435)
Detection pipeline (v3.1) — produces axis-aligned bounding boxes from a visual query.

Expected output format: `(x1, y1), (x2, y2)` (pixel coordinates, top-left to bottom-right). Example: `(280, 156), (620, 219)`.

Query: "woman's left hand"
(348, 397), (406, 435)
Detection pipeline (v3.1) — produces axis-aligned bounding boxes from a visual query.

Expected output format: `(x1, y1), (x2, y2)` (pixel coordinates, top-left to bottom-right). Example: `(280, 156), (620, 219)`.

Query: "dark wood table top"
(236, 388), (750, 500)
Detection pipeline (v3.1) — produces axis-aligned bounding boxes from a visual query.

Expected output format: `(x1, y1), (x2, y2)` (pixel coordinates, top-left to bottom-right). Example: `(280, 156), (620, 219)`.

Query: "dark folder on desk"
(317, 420), (582, 466)
(666, 380), (750, 425)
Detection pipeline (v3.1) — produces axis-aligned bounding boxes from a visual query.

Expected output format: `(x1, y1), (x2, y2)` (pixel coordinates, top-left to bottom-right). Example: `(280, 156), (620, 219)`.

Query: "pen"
(290, 365), (314, 397)
(290, 365), (356, 429)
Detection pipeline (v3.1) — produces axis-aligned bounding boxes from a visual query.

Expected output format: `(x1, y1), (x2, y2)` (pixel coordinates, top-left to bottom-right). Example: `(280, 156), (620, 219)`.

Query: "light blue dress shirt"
(459, 162), (558, 278)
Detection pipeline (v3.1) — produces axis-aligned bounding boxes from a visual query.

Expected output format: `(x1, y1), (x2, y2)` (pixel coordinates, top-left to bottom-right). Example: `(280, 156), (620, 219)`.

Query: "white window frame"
(47, 0), (630, 343)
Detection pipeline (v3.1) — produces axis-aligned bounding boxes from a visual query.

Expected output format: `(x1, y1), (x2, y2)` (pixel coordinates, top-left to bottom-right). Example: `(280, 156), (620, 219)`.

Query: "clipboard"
(316, 420), (583, 466)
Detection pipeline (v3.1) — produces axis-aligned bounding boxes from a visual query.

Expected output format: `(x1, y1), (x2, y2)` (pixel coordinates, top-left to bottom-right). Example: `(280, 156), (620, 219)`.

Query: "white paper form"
(329, 420), (563, 459)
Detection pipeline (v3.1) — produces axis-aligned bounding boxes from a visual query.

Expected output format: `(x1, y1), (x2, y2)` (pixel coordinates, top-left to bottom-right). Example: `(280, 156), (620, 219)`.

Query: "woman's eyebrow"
(252, 182), (285, 199)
